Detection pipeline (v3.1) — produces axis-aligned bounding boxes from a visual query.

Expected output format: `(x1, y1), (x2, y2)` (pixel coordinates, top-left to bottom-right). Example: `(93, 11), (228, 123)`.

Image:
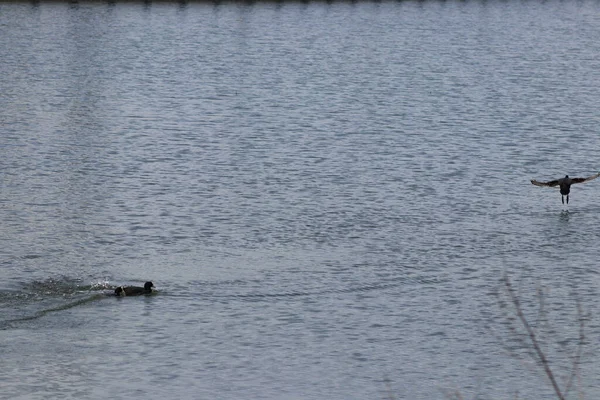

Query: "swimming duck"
(115, 281), (154, 296)
(531, 173), (600, 204)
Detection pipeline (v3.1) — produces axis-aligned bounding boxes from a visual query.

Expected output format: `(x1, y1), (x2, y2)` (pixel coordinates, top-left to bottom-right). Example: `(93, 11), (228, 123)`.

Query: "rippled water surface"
(2, 1), (600, 399)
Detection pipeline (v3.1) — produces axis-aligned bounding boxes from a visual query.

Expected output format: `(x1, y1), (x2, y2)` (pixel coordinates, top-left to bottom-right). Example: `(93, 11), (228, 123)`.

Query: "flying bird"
(531, 173), (600, 204)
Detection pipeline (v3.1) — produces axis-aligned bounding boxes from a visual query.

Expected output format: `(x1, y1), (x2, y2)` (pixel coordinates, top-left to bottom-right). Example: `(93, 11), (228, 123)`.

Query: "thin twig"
(533, 283), (546, 332)
(563, 298), (584, 398)
(382, 376), (395, 400)
(503, 275), (565, 400)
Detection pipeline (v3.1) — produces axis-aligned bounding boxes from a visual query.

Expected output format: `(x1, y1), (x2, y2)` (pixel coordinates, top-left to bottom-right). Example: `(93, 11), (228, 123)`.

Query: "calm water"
(2, 0), (600, 398)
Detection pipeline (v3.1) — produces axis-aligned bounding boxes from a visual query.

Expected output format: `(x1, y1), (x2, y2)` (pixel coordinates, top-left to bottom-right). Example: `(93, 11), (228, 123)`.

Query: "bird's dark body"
(115, 281), (154, 296)
(531, 173), (600, 204)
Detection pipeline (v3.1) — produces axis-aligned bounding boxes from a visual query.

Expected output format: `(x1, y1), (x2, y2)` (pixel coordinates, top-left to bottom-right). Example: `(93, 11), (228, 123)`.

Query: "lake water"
(2, 0), (600, 398)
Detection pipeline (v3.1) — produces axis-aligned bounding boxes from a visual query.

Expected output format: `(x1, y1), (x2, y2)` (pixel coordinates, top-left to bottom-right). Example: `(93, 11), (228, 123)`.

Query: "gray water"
(2, 0), (600, 398)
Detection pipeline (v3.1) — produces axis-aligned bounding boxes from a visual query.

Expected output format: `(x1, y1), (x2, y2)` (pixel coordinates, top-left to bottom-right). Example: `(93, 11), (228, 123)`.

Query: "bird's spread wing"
(571, 172), (600, 184)
(531, 179), (559, 187)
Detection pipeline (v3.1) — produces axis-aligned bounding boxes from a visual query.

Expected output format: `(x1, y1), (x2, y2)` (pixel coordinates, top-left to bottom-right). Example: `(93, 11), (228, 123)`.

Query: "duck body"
(531, 172), (600, 204)
(115, 281), (154, 296)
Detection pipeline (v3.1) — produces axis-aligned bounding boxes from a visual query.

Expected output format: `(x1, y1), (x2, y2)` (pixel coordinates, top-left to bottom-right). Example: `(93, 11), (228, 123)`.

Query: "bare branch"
(533, 283), (546, 332)
(502, 274), (565, 400)
(562, 298), (584, 398)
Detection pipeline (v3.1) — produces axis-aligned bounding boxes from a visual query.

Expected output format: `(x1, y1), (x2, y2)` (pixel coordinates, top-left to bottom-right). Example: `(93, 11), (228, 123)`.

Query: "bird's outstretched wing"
(571, 172), (600, 184)
(531, 179), (559, 187)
